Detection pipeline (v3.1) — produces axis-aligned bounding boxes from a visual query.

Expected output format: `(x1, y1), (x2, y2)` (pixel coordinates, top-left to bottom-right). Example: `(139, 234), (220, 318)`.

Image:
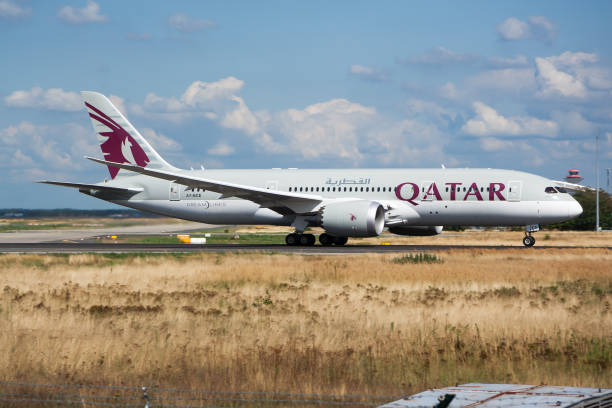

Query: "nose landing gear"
(522, 235), (536, 247)
(522, 224), (539, 247)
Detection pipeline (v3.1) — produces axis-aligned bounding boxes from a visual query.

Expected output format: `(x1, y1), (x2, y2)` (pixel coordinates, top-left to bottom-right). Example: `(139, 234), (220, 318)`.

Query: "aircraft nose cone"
(568, 200), (583, 218)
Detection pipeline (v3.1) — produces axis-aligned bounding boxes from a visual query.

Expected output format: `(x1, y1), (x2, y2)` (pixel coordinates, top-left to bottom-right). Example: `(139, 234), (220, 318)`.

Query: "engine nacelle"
(320, 200), (385, 237)
(388, 225), (443, 236)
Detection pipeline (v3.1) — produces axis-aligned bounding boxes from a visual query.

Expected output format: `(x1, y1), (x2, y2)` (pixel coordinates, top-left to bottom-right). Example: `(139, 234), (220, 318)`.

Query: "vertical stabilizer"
(81, 91), (175, 179)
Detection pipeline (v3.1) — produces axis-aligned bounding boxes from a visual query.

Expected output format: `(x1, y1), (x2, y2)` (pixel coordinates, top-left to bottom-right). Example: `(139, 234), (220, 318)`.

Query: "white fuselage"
(97, 167), (583, 228)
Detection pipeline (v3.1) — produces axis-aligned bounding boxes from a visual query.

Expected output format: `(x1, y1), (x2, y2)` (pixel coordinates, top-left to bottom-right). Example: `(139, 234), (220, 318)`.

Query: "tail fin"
(81, 91), (175, 179)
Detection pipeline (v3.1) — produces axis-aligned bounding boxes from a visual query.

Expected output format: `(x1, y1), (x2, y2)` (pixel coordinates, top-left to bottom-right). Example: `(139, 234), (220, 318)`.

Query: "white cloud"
(462, 102), (558, 137)
(535, 56), (588, 99)
(439, 82), (461, 100)
(550, 111), (595, 136)
(467, 68), (536, 92)
(497, 16), (555, 41)
(480, 137), (514, 152)
(0, 0), (30, 17)
(487, 55), (529, 68)
(140, 128), (182, 152)
(546, 51), (598, 66)
(5, 87), (82, 111)
(182, 77), (243, 106)
(349, 65), (387, 82)
(132, 77), (457, 165)
(0, 122), (97, 172)
(168, 13), (215, 32)
(57, 0), (106, 24)
(273, 99), (376, 161)
(366, 119), (447, 166)
(207, 141), (235, 156)
(401, 46), (475, 65)
(404, 99), (456, 126)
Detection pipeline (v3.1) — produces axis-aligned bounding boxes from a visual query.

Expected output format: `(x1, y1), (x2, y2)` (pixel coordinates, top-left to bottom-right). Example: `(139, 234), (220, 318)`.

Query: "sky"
(1, 0), (611, 209)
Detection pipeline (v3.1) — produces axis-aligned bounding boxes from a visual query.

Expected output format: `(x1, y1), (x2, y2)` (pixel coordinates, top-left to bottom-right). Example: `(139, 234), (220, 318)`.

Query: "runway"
(0, 242), (609, 254)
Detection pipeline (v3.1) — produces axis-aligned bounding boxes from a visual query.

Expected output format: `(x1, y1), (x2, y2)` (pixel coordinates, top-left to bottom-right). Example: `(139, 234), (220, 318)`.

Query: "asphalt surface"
(0, 243), (609, 254)
(0, 222), (214, 243)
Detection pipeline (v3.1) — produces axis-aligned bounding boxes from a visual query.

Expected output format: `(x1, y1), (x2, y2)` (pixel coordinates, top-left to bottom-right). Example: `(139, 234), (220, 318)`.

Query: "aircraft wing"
(86, 157), (323, 214)
(37, 180), (144, 194)
(551, 180), (593, 192)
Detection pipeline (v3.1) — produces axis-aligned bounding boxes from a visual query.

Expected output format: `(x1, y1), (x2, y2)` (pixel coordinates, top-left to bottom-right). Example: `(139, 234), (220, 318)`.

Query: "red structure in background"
(565, 169), (583, 184)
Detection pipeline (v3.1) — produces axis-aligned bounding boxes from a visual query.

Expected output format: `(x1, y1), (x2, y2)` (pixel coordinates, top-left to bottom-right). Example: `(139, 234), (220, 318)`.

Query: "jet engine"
(320, 200), (385, 237)
(388, 225), (443, 236)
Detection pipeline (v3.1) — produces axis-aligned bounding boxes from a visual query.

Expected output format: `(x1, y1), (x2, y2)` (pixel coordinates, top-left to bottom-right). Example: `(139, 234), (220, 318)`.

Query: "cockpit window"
(557, 187), (568, 193)
(545, 186), (558, 194)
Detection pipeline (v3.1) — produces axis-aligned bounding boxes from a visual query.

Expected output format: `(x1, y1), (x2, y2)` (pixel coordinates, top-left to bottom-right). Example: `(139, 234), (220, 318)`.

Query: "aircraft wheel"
(333, 236), (348, 246)
(319, 233), (334, 246)
(522, 236), (535, 247)
(300, 234), (316, 246)
(285, 233), (299, 246)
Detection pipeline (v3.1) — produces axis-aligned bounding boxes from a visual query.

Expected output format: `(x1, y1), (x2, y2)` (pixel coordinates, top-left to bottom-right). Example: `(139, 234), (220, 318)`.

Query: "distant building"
(564, 169), (583, 184)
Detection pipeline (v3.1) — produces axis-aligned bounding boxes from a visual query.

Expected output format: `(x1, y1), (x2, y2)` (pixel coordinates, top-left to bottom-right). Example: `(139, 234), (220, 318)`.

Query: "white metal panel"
(507, 180), (522, 201)
(169, 183), (180, 201)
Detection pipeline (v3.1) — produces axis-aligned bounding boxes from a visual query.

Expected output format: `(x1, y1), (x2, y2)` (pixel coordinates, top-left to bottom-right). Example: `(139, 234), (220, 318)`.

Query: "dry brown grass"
(0, 249), (610, 396)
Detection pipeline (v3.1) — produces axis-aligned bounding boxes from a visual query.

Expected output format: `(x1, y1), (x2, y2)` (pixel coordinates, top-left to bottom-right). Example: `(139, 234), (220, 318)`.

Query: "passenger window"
(333, 187), (336, 192)
(377, 187), (380, 192)
(327, 187), (330, 192)
(344, 187), (347, 192)
(545, 186), (557, 194)
(349, 187), (353, 192)
(316, 187), (319, 192)
(361, 187), (364, 192)
(300, 187), (303, 192)
(480, 187), (483, 192)
(366, 187), (369, 192)
(289, 187), (292, 192)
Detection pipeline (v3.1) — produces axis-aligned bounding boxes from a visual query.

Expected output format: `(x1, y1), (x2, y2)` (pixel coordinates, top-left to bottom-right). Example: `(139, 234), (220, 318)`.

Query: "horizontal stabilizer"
(37, 180), (143, 194)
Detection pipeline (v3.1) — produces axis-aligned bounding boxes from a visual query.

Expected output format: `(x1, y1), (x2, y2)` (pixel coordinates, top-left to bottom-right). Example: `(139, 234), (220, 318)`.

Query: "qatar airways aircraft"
(40, 92), (583, 247)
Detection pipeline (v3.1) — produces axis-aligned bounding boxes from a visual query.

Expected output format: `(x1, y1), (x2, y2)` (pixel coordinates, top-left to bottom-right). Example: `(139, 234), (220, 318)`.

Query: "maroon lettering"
(464, 182), (483, 201)
(395, 182), (419, 206)
(423, 182), (442, 201)
(445, 182), (462, 201)
(489, 182), (506, 201)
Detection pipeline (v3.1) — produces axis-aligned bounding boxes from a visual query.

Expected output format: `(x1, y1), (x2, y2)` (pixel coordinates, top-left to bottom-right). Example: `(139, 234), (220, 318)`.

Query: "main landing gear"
(522, 224), (539, 247)
(318, 233), (348, 246)
(284, 233), (348, 246)
(285, 233), (316, 246)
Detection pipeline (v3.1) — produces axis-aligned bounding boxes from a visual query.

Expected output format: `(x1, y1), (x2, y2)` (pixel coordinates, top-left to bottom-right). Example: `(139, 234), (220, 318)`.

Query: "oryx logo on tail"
(85, 102), (149, 179)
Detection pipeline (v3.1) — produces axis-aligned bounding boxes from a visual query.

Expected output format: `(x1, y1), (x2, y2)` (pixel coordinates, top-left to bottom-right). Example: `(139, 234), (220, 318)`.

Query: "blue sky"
(1, 0), (611, 208)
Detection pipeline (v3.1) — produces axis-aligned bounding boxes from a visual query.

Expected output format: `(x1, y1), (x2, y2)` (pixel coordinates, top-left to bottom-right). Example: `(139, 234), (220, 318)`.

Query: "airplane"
(39, 91), (583, 247)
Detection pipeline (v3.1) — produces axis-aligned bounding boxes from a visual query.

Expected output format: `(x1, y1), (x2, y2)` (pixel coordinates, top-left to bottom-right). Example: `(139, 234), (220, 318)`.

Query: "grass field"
(0, 217), (178, 232)
(1, 248), (610, 396)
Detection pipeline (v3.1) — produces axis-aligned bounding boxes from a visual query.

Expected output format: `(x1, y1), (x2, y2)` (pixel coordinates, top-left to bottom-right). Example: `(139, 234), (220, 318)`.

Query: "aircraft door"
(507, 180), (522, 201)
(169, 183), (181, 201)
(266, 180), (278, 190)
